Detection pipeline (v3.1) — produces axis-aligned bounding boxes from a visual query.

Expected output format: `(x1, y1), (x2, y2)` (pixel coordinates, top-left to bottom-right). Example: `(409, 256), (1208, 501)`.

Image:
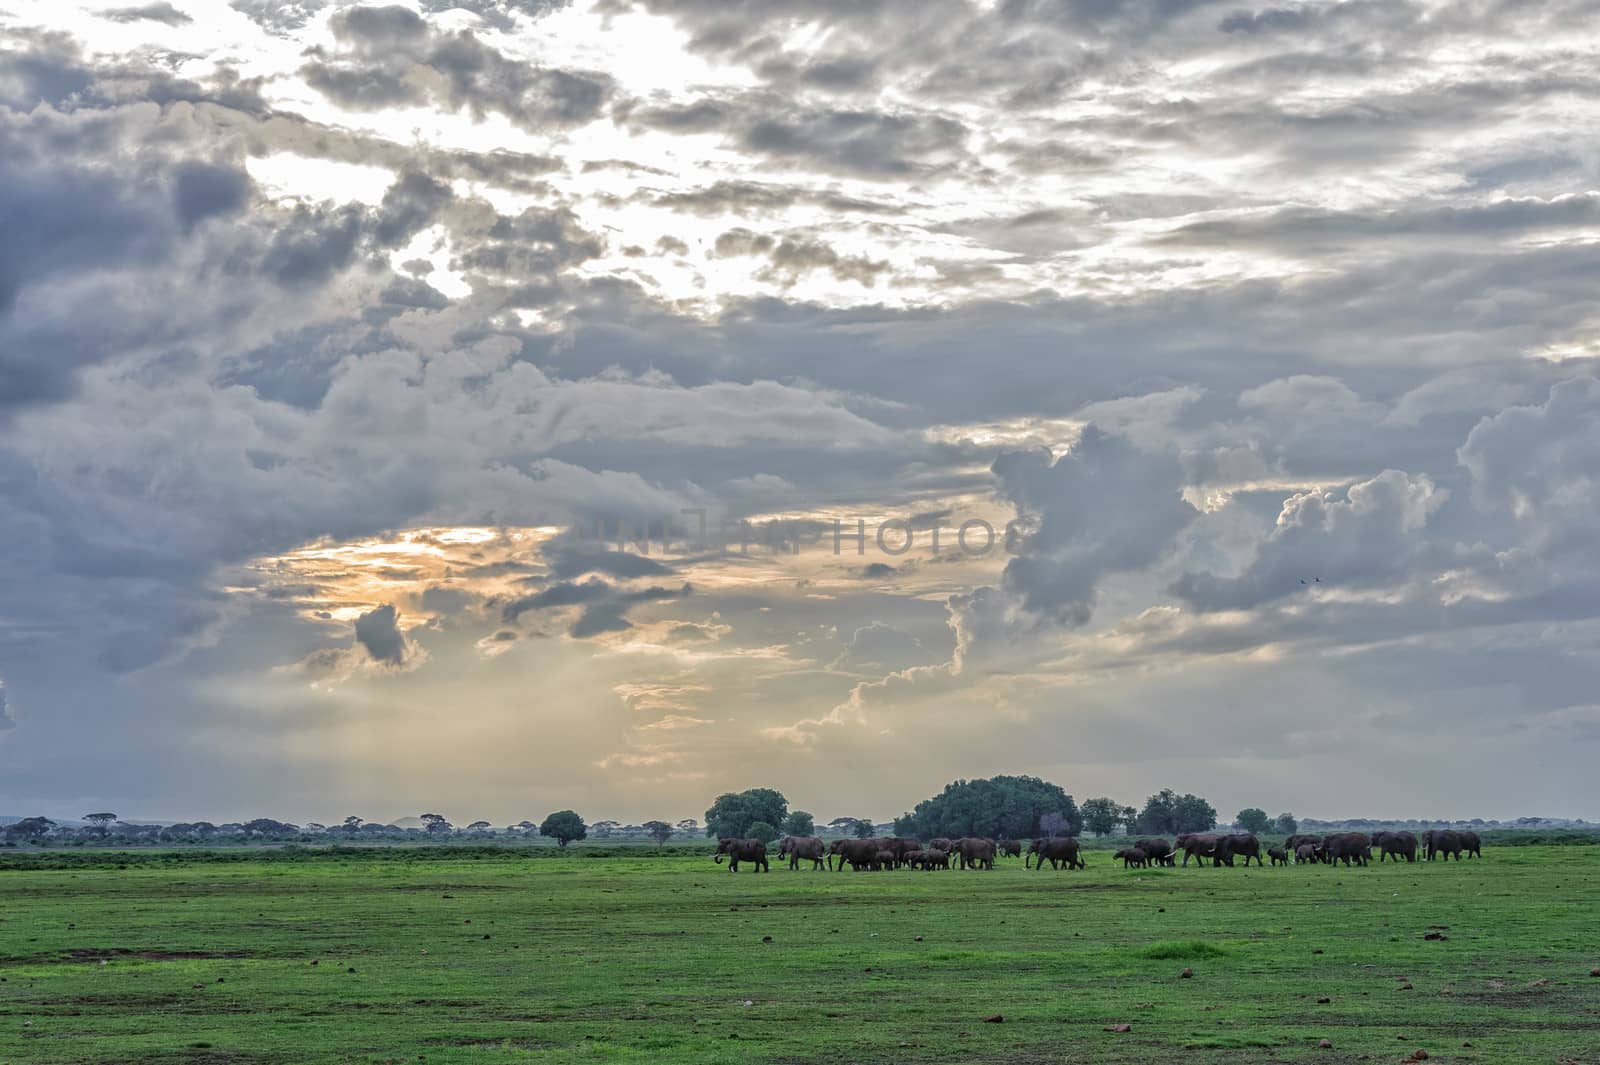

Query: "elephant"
(1215, 833), (1263, 867)
(1460, 830), (1482, 859)
(903, 848), (928, 868)
(713, 837), (769, 873)
(1027, 836), (1085, 870)
(1114, 846), (1149, 869)
(875, 848), (897, 869)
(1135, 838), (1174, 865)
(1295, 843), (1318, 864)
(997, 839), (1023, 859)
(1268, 846), (1288, 866)
(1423, 829), (1464, 861)
(920, 848), (950, 870)
(959, 837), (997, 870)
(1373, 830), (1417, 863)
(1322, 832), (1371, 867)
(830, 838), (882, 871)
(777, 835), (829, 870)
(928, 837), (954, 855)
(1285, 835), (1324, 862)
(1176, 833), (1220, 866)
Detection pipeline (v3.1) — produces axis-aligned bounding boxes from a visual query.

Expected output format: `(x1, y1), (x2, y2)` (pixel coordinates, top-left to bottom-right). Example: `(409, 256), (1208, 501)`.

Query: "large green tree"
(893, 776), (1081, 841)
(782, 810), (815, 836)
(746, 820), (779, 843)
(539, 810), (587, 848)
(704, 788), (788, 839)
(1273, 812), (1298, 835)
(1235, 808), (1271, 835)
(1080, 797), (1124, 837)
(1134, 789), (1218, 835)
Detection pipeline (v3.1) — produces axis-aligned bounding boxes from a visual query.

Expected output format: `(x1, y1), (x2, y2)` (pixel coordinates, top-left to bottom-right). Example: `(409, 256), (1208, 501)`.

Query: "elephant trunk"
(713, 854), (724, 864)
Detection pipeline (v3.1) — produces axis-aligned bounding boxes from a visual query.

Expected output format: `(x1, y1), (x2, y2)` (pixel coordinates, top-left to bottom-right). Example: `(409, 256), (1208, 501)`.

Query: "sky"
(2, 0), (1599, 828)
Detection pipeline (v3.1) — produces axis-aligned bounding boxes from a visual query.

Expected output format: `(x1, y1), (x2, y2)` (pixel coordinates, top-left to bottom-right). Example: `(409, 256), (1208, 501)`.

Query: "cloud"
(991, 426), (1199, 627)
(354, 604), (410, 666)
(1170, 470), (1448, 612)
(100, 3), (192, 25)
(300, 5), (613, 132)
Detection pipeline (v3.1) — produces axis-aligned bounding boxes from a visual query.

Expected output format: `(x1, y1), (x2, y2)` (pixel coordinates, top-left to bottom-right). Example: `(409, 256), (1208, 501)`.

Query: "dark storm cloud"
(300, 5), (613, 132)
(354, 604), (408, 665)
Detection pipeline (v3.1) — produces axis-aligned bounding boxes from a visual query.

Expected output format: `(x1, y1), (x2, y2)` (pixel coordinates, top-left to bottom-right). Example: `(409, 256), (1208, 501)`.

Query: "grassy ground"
(1, 846), (1596, 1064)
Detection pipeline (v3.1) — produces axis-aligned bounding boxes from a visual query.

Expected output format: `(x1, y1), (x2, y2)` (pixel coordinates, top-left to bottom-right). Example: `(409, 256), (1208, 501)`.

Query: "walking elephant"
(1423, 829), (1464, 861)
(1027, 836), (1085, 870)
(713, 837), (769, 873)
(777, 835), (829, 870)
(1215, 833), (1263, 867)
(1176, 833), (1220, 867)
(958, 837), (997, 870)
(1322, 832), (1371, 867)
(1373, 830), (1417, 863)
(1460, 830), (1482, 858)
(1135, 838), (1175, 866)
(1114, 846), (1149, 869)
(997, 839), (1023, 859)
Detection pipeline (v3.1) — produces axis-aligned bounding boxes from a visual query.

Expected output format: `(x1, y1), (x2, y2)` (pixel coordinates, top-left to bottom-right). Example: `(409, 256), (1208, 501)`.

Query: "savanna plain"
(1, 845), (1596, 1065)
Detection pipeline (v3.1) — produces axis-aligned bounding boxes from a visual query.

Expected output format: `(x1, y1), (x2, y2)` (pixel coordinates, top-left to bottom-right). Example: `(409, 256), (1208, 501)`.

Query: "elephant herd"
(716, 828), (1484, 873)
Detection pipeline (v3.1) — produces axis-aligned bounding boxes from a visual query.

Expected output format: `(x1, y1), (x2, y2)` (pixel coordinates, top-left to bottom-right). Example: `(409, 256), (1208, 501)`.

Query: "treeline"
(4, 778), (1590, 851)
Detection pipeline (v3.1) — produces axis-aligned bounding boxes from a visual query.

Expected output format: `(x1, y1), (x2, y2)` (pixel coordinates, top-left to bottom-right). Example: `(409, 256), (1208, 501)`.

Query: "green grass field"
(2, 846), (1596, 1064)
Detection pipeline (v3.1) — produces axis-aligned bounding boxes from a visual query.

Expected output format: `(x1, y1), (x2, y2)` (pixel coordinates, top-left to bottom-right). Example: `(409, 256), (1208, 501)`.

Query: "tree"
(343, 816), (363, 831)
(1080, 797), (1124, 837)
(643, 820), (674, 845)
(782, 810), (815, 836)
(1120, 805), (1138, 831)
(539, 810), (586, 848)
(419, 813), (451, 835)
(747, 820), (779, 843)
(6, 816), (54, 843)
(1174, 794), (1217, 833)
(852, 818), (876, 838)
(1273, 812), (1298, 835)
(675, 818), (699, 836)
(1135, 789), (1217, 835)
(465, 820), (492, 834)
(589, 820), (621, 838)
(895, 775), (1081, 841)
(83, 812), (117, 836)
(704, 788), (788, 839)
(827, 817), (859, 833)
(1235, 808), (1271, 835)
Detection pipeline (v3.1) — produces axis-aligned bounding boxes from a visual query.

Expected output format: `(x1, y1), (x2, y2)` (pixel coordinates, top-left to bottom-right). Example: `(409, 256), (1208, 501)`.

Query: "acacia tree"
(419, 813), (452, 835)
(83, 812), (117, 837)
(539, 810), (586, 848)
(642, 820), (674, 845)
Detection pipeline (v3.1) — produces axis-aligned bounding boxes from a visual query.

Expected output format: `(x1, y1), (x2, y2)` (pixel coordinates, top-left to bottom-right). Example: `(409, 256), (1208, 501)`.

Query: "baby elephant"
(1295, 843), (1318, 865)
(1268, 846), (1288, 866)
(1114, 846), (1149, 869)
